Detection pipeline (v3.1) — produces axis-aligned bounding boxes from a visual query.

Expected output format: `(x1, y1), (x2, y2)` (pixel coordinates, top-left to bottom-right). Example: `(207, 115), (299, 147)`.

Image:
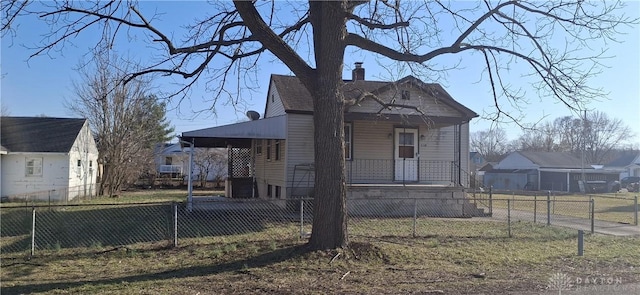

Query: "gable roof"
(606, 151), (640, 167)
(517, 151), (584, 169)
(270, 74), (478, 119)
(1, 116), (87, 153)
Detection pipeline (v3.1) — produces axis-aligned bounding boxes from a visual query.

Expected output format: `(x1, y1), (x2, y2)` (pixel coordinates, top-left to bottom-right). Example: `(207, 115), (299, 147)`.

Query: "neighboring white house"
(181, 64), (484, 217)
(1, 117), (99, 201)
(154, 142), (227, 183)
(606, 151), (640, 179)
(154, 143), (188, 178)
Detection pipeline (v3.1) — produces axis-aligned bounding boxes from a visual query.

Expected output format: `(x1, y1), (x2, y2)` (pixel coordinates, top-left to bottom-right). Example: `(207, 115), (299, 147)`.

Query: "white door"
(394, 128), (418, 182)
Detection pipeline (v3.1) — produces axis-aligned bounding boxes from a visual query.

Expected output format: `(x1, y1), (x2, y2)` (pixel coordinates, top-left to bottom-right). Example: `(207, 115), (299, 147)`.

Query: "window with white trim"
(344, 123), (352, 160)
(26, 157), (43, 177)
(266, 139), (272, 160)
(275, 140), (281, 160)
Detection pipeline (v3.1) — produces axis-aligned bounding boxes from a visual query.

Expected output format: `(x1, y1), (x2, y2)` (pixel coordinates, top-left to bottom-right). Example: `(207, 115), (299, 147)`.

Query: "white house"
(181, 64), (485, 217)
(606, 151), (640, 179)
(1, 117), (99, 201)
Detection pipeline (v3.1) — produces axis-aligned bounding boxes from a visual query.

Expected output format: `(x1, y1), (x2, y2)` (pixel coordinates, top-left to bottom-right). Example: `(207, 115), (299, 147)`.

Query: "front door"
(394, 128), (418, 182)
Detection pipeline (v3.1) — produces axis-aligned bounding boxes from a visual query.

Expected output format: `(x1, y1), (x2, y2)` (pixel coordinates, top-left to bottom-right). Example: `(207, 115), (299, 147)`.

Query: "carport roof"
(180, 115), (286, 148)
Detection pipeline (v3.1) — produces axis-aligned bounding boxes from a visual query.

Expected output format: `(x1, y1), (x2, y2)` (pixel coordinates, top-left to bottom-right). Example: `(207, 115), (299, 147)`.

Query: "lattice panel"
(228, 148), (253, 178)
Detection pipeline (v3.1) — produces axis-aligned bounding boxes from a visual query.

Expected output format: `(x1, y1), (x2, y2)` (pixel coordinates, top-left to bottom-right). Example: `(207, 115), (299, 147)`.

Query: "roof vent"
(246, 110), (260, 121)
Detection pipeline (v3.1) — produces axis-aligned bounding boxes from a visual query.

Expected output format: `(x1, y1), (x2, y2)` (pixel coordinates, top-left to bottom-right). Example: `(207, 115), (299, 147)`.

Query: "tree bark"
(307, 1), (349, 250)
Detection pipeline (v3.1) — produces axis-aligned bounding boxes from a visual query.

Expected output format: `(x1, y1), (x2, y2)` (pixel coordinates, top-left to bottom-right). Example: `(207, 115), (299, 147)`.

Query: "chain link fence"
(2, 194), (637, 258)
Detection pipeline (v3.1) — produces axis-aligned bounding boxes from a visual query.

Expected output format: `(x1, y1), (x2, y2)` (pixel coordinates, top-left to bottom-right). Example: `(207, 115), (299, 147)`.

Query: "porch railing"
(345, 159), (459, 184)
(159, 165), (183, 174)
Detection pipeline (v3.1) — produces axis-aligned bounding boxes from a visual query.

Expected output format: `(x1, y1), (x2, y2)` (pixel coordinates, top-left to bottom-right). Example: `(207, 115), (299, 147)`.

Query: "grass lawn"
(2, 219), (639, 294)
(478, 192), (638, 224)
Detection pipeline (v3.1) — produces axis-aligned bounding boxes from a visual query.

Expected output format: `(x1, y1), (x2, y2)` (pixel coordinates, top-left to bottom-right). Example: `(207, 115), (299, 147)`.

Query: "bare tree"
(582, 111), (632, 164)
(0, 103), (10, 116)
(2, 0), (636, 249)
(68, 50), (174, 197)
(516, 111), (632, 164)
(193, 148), (227, 188)
(470, 128), (512, 162)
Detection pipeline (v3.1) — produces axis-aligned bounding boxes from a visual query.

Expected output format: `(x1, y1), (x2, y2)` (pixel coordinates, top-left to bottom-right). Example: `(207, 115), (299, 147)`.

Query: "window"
(256, 139), (262, 155)
(401, 90), (410, 100)
(26, 157), (43, 177)
(266, 140), (272, 160)
(165, 157), (172, 165)
(77, 160), (82, 167)
(344, 123), (352, 160)
(267, 184), (273, 198)
(271, 94), (275, 102)
(89, 160), (93, 168)
(398, 132), (415, 158)
(275, 140), (281, 160)
(275, 186), (281, 198)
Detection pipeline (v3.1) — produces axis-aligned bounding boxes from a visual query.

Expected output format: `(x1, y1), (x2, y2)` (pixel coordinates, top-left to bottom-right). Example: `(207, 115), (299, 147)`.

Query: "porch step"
(463, 202), (492, 217)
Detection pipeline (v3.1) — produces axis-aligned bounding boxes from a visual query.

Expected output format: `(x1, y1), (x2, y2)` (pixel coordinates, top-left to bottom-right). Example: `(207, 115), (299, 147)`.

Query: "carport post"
(173, 202), (178, 247)
(547, 191), (551, 226)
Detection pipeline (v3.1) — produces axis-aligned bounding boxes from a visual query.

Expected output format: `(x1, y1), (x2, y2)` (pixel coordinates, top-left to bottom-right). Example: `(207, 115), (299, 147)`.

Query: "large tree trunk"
(307, 1), (349, 250)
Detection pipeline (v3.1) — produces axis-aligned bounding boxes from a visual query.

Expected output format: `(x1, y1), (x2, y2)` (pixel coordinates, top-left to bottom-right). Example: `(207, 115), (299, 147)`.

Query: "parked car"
(620, 176), (640, 192)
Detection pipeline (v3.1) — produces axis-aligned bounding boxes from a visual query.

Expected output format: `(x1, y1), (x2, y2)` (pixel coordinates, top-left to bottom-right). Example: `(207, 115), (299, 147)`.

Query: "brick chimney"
(352, 62), (365, 81)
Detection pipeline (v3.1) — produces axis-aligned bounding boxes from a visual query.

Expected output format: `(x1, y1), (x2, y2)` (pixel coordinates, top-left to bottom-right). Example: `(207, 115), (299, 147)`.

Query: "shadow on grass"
(597, 204), (638, 213)
(1, 244), (308, 294)
(1, 203), (295, 254)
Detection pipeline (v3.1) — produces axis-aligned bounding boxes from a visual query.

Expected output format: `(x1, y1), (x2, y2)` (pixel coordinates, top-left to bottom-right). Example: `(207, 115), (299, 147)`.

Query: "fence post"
(413, 198), (418, 238)
(634, 196), (638, 226)
(173, 202), (178, 248)
(300, 199), (305, 239)
(534, 194), (537, 224)
(507, 199), (512, 238)
(489, 186), (493, 216)
(547, 191), (551, 226)
(577, 230), (584, 256)
(31, 207), (36, 257)
(590, 198), (595, 234)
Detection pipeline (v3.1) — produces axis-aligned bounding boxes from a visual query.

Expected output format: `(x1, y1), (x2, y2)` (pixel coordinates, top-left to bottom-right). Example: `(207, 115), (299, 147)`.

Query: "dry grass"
(2, 220), (639, 294)
(482, 192), (638, 224)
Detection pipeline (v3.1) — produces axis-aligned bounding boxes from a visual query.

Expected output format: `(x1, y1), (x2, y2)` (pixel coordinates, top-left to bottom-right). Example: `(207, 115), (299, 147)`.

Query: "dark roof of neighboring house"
(517, 151), (584, 169)
(270, 74), (478, 119)
(606, 151), (640, 167)
(1, 116), (87, 153)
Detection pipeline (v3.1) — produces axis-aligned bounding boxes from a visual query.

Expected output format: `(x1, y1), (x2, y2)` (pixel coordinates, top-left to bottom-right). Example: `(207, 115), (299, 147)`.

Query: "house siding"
(1, 153), (71, 200)
(350, 86), (460, 117)
(67, 122), (99, 198)
(264, 81), (286, 118)
(285, 114), (315, 197)
(254, 137), (287, 199)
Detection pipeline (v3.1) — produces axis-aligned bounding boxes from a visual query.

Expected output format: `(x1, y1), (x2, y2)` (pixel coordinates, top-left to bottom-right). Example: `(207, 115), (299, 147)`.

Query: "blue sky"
(2, 1), (639, 145)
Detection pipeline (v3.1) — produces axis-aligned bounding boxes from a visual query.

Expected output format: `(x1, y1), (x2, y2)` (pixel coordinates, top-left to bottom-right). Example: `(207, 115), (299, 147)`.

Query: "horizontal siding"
(264, 82), (286, 118)
(254, 138), (286, 198)
(350, 86), (460, 117)
(286, 114), (315, 197)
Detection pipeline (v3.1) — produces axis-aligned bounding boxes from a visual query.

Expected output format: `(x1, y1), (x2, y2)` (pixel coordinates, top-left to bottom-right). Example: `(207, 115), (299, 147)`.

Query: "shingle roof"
(1, 117), (87, 153)
(517, 151), (585, 169)
(606, 151), (640, 167)
(270, 74), (478, 118)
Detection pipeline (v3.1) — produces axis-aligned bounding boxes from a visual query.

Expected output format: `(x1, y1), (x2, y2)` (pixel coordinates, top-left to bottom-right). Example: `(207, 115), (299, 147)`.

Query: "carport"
(180, 115), (286, 198)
